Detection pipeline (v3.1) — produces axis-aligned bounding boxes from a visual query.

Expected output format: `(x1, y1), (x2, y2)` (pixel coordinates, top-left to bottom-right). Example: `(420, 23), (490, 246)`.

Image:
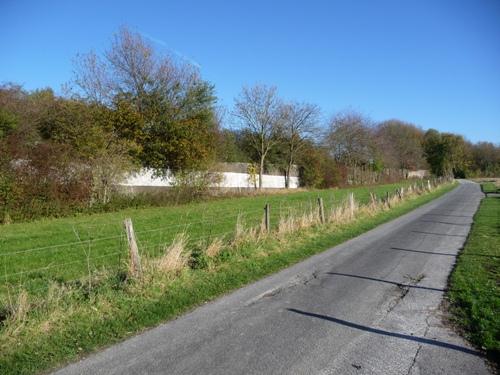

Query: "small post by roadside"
(123, 218), (142, 278)
(349, 192), (355, 218)
(317, 197), (325, 224)
(264, 204), (271, 233)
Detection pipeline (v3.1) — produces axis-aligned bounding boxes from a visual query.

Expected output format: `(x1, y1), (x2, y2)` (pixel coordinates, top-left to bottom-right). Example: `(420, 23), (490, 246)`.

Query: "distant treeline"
(0, 27), (498, 222)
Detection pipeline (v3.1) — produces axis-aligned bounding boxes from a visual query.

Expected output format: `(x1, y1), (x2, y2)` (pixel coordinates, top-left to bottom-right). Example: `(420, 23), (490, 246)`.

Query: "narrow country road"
(54, 181), (492, 375)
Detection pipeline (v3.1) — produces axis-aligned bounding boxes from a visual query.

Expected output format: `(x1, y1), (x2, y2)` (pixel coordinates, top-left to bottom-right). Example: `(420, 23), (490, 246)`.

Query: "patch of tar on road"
(244, 271), (320, 307)
(351, 363), (362, 370)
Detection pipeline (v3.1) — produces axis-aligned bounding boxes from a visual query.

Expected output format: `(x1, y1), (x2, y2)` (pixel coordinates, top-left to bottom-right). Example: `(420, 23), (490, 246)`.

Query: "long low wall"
(119, 169), (299, 189)
(218, 172), (299, 189)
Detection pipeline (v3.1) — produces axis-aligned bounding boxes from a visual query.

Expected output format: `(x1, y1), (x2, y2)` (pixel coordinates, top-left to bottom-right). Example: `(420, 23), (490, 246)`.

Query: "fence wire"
(0, 179), (446, 297)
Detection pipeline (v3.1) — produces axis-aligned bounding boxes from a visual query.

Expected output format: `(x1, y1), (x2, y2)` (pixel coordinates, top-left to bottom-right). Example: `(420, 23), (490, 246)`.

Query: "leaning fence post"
(124, 218), (142, 278)
(264, 204), (271, 233)
(317, 197), (325, 224)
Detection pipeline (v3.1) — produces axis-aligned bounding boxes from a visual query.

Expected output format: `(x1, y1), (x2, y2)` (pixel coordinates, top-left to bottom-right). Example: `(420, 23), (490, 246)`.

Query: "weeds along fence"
(0, 178), (451, 299)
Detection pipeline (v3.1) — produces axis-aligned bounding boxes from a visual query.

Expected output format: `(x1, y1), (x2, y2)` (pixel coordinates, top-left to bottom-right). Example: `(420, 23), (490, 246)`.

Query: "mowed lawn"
(0, 182), (414, 296)
(448, 192), (499, 360)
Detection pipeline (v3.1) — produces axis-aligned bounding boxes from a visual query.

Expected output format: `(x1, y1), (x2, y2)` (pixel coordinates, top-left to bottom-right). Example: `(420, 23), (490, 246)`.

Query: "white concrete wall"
(217, 172), (299, 189)
(120, 169), (299, 189)
(407, 170), (429, 179)
(120, 169), (175, 187)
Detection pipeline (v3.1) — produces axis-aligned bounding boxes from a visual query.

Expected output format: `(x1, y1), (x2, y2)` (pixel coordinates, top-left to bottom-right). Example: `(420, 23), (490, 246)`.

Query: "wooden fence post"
(317, 197), (325, 224)
(397, 187), (404, 200)
(124, 218), (142, 278)
(349, 192), (355, 218)
(264, 204), (271, 233)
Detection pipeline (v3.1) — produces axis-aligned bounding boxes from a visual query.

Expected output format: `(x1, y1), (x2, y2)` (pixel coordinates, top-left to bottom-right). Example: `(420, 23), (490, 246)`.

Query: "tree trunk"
(259, 158), (264, 189)
(285, 163), (292, 189)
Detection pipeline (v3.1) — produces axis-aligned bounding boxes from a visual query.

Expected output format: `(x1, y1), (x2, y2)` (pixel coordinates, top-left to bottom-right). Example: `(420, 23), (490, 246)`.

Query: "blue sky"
(1, 0), (499, 143)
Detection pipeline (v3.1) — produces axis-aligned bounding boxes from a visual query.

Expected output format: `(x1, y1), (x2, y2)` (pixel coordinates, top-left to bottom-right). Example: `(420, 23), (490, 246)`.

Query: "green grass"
(0, 182), (456, 375)
(480, 181), (500, 194)
(0, 181), (417, 298)
(448, 195), (500, 361)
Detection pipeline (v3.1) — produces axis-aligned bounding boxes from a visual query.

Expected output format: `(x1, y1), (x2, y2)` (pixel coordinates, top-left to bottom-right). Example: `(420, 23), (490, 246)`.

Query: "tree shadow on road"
(325, 272), (445, 292)
(287, 308), (484, 357)
(388, 247), (499, 259)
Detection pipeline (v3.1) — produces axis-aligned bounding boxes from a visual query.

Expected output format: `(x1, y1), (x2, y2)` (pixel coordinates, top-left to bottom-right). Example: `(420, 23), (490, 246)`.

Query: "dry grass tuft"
(234, 213), (246, 242)
(45, 282), (66, 308)
(278, 215), (296, 234)
(205, 237), (224, 258)
(231, 213), (266, 245)
(156, 233), (189, 273)
(3, 290), (31, 335)
(297, 210), (317, 229)
(388, 194), (400, 208)
(11, 290), (29, 324)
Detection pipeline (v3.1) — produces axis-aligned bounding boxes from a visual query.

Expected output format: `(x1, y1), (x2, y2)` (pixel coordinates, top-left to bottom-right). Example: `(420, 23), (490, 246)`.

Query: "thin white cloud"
(138, 30), (201, 69)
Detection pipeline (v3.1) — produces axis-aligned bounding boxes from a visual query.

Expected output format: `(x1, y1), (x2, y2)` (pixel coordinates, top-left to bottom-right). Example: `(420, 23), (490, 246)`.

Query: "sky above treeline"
(1, 0), (499, 143)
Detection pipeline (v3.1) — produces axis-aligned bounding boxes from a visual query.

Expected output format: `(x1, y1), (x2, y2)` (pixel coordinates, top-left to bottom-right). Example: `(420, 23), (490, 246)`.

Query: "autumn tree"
(233, 85), (283, 188)
(470, 142), (500, 177)
(375, 120), (426, 171)
(73, 26), (218, 173)
(297, 140), (340, 188)
(326, 111), (375, 167)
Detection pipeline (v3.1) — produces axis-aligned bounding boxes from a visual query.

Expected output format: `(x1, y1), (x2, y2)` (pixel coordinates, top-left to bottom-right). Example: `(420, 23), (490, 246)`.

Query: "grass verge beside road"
(0, 181), (418, 298)
(0, 182), (455, 375)
(448, 193), (499, 362)
(482, 182), (500, 194)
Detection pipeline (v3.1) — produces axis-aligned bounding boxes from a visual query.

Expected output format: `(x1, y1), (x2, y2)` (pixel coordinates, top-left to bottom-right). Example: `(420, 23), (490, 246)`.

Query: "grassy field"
(0, 181), (420, 297)
(448, 190), (499, 361)
(481, 181), (500, 194)
(0, 180), (455, 375)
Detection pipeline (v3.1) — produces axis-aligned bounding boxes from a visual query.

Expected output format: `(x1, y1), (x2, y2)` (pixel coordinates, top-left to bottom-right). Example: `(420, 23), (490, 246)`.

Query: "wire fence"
(0, 179), (448, 298)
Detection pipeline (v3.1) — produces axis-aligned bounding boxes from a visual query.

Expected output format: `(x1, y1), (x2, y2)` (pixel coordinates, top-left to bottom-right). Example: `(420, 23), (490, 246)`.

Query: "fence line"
(1, 179), (450, 294)
(0, 209), (268, 257)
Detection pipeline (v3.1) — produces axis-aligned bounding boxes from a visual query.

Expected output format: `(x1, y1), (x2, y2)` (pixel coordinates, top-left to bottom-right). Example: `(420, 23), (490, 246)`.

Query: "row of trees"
(1, 27), (499, 221)
(227, 90), (498, 187)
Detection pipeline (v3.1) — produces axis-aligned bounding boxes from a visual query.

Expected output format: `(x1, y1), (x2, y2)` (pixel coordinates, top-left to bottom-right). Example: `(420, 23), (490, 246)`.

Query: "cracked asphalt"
(53, 181), (492, 375)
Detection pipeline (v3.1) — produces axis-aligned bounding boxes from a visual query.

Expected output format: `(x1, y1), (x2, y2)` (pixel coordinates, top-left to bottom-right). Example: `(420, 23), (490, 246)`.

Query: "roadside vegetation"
(0, 181), (420, 297)
(0, 180), (454, 374)
(448, 186), (499, 362)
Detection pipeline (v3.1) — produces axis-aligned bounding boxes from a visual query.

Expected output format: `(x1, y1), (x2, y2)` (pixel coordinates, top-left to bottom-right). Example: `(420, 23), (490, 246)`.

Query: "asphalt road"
(54, 181), (492, 375)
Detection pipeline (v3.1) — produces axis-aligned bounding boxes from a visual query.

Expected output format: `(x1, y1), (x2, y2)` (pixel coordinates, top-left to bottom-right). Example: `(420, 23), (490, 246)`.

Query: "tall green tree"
(423, 129), (470, 177)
